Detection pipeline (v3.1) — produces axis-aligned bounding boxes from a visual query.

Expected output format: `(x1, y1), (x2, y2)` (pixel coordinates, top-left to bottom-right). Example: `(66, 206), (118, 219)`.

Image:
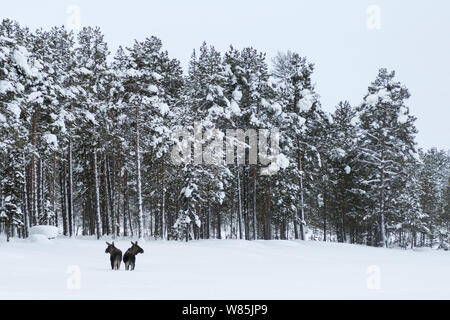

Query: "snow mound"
(29, 225), (59, 239)
(27, 234), (51, 243)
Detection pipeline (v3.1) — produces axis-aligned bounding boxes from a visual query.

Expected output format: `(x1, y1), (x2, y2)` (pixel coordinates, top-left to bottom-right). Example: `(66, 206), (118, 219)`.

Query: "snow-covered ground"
(0, 237), (449, 299)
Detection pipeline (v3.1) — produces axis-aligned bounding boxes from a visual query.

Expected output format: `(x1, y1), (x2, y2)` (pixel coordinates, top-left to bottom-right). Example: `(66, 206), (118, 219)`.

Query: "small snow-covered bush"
(29, 225), (58, 239)
(27, 234), (51, 243)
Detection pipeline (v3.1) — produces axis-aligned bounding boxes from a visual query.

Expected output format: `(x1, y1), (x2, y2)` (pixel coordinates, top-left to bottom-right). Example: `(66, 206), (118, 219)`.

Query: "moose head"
(105, 241), (117, 254)
(129, 241), (144, 255)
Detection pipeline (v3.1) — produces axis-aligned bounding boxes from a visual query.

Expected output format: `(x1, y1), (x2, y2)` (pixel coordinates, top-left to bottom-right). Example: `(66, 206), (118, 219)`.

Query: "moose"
(123, 241), (144, 271)
(105, 241), (122, 270)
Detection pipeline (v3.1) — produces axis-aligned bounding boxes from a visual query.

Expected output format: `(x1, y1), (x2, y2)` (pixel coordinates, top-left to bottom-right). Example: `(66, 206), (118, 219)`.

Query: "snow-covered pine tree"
(223, 46), (283, 240)
(0, 20), (36, 239)
(271, 51), (322, 240)
(153, 49), (184, 240)
(327, 101), (359, 242)
(110, 46), (133, 237)
(357, 68), (419, 247)
(27, 27), (74, 226)
(74, 26), (110, 238)
(118, 36), (178, 239)
(417, 148), (450, 248)
(396, 158), (425, 248)
(444, 173), (450, 249)
(174, 43), (232, 241)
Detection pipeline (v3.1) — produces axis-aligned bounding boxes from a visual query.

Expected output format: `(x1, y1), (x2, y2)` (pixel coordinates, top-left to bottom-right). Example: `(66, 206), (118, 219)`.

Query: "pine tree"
(327, 101), (359, 242)
(357, 68), (418, 247)
(272, 51), (322, 240)
(0, 21), (36, 239)
(74, 26), (110, 237)
(118, 36), (179, 239)
(174, 43), (232, 241)
(417, 148), (450, 247)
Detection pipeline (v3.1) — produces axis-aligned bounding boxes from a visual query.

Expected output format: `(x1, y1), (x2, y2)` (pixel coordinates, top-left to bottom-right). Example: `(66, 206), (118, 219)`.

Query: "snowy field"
(0, 237), (449, 300)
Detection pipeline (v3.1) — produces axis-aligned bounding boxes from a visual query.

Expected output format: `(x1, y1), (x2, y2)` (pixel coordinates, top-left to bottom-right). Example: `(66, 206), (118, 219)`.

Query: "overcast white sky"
(1, 0), (449, 149)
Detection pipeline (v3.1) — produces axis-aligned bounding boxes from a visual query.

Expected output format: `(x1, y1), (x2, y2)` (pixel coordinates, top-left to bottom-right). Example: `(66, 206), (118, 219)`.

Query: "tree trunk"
(68, 139), (74, 236)
(123, 169), (132, 237)
(297, 141), (305, 240)
(243, 168), (248, 240)
(237, 169), (243, 239)
(161, 156), (166, 240)
(379, 153), (387, 248)
(94, 150), (102, 239)
(106, 156), (116, 236)
(40, 158), (46, 224)
(116, 154), (122, 237)
(252, 166), (257, 240)
(30, 105), (39, 227)
(31, 156), (38, 226)
(104, 154), (112, 236)
(22, 157), (29, 237)
(265, 177), (272, 240)
(217, 207), (222, 240)
(52, 152), (57, 226)
(207, 202), (211, 239)
(60, 161), (68, 236)
(135, 106), (144, 239)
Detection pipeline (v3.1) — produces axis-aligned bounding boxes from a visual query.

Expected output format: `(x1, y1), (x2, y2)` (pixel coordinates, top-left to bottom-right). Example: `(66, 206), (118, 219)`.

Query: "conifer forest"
(1, 19), (449, 250)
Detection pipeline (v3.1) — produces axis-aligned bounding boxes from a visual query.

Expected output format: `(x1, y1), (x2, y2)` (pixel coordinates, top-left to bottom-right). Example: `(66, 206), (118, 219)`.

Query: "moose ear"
(131, 241), (134, 245)
(135, 241), (138, 245)
(112, 241), (115, 246)
(106, 242), (111, 246)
